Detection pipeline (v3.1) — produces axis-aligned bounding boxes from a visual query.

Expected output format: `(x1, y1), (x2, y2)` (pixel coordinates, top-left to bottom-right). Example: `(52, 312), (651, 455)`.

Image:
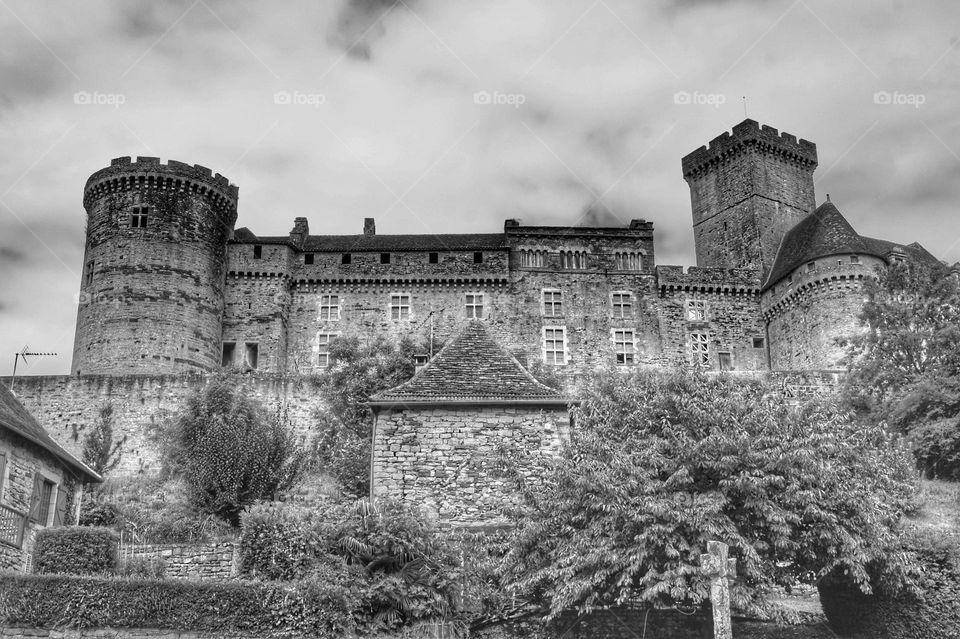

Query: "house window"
(807, 261), (816, 272)
(690, 332), (709, 366)
(611, 292), (633, 318)
(317, 333), (336, 367)
(304, 253), (315, 265)
(612, 329), (635, 365)
(244, 343), (259, 369)
(380, 253), (391, 265)
(560, 250), (588, 269)
(390, 293), (411, 320)
(221, 342), (236, 367)
(84, 260), (95, 287)
(543, 327), (566, 365)
(341, 253), (351, 264)
(253, 245), (263, 259)
(542, 290), (563, 316)
(753, 337), (765, 349)
(473, 252), (483, 264)
(519, 249), (546, 268)
(718, 351), (733, 371)
(686, 300), (706, 321)
(429, 252), (439, 264)
(319, 295), (340, 321)
(615, 252), (642, 271)
(465, 293), (484, 319)
(29, 475), (55, 525)
(130, 206), (149, 228)
(850, 255), (860, 264)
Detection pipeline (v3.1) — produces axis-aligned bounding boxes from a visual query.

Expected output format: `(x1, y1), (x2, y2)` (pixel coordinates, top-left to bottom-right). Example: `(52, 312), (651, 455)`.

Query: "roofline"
(368, 398), (576, 410)
(0, 421), (102, 484)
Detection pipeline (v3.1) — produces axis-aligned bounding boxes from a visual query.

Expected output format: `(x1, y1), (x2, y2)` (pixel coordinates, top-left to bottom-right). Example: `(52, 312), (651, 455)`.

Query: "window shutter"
(28, 474), (42, 522)
(53, 487), (67, 527)
(0, 453), (6, 498)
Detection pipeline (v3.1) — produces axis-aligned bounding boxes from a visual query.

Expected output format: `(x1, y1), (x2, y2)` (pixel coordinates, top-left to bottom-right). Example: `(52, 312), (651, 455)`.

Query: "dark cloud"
(329, 0), (413, 60)
(0, 246), (27, 264)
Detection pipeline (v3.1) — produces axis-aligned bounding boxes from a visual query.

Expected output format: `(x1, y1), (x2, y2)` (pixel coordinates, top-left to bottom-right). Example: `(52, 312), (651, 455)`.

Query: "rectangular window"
(611, 292), (633, 318)
(718, 351), (733, 371)
(130, 206), (149, 228)
(317, 333), (336, 367)
(29, 475), (54, 525)
(304, 253), (314, 265)
(753, 337), (765, 349)
(84, 260), (95, 287)
(612, 329), (635, 365)
(543, 327), (566, 365)
(850, 255), (860, 264)
(380, 253), (391, 264)
(807, 261), (816, 272)
(341, 253), (351, 264)
(221, 342), (236, 367)
(465, 293), (484, 319)
(429, 252), (439, 264)
(542, 289), (563, 316)
(390, 294), (411, 321)
(690, 332), (709, 366)
(473, 251), (483, 264)
(686, 300), (706, 321)
(319, 295), (340, 321)
(253, 245), (263, 259)
(244, 343), (259, 369)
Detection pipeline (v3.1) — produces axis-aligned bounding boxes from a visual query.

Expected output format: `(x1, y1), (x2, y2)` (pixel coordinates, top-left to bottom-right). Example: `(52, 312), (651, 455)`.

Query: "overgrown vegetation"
(81, 403), (125, 476)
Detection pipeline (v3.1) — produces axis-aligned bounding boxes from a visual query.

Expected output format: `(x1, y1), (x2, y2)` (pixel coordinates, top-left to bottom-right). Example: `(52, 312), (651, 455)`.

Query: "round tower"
(71, 157), (239, 375)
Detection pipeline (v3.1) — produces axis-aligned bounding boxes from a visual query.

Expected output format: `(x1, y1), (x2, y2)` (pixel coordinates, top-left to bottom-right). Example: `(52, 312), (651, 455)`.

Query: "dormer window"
(130, 206), (149, 228)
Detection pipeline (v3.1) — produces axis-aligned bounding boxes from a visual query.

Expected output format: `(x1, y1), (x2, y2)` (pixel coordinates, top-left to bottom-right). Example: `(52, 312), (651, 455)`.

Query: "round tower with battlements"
(71, 157), (239, 375)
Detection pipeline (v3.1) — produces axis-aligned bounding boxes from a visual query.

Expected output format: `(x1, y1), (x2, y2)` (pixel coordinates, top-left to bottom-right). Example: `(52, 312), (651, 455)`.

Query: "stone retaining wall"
(120, 542), (237, 581)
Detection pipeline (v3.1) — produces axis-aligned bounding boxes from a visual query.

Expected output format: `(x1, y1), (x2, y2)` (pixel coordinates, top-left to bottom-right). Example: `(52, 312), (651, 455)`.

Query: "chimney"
(364, 218), (376, 236)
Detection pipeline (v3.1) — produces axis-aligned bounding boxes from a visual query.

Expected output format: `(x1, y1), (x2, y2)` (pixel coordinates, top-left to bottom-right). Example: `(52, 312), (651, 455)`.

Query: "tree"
(161, 375), (306, 526)
(501, 370), (917, 620)
(843, 261), (960, 477)
(81, 403), (126, 475)
(311, 335), (423, 496)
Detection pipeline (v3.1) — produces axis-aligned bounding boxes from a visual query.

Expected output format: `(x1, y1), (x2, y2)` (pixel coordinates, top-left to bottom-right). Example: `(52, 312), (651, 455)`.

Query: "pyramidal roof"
(369, 321), (569, 406)
(0, 384), (101, 482)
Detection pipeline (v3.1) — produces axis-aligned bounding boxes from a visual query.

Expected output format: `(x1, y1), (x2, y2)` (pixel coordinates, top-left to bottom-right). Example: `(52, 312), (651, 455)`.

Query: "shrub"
(239, 502), (340, 581)
(33, 527), (118, 576)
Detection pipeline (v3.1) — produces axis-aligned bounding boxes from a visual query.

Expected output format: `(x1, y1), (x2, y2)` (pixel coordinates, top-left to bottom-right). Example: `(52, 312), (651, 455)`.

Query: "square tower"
(681, 120), (818, 277)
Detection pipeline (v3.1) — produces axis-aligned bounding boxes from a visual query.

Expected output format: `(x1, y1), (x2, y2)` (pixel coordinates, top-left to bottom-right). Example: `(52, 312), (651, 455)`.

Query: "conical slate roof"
(369, 321), (568, 406)
(0, 384), (101, 482)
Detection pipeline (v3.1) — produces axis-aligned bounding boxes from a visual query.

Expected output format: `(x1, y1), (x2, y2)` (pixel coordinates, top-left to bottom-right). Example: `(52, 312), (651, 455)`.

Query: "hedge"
(33, 526), (118, 576)
(0, 573), (356, 638)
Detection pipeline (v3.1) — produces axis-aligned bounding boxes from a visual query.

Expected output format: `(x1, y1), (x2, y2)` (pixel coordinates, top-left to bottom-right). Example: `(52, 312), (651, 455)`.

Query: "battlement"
(681, 119), (818, 178)
(504, 219), (654, 239)
(656, 265), (762, 292)
(83, 156), (239, 210)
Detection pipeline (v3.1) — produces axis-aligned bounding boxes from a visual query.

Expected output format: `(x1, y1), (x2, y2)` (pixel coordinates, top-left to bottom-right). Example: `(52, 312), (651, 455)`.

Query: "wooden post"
(700, 540), (737, 639)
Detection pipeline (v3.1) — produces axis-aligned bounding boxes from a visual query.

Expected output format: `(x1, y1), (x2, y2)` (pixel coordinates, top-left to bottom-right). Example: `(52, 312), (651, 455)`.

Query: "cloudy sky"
(1, 0), (958, 375)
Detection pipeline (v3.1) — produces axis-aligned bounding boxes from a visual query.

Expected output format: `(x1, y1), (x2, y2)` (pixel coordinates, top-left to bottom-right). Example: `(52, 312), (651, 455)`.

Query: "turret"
(682, 119), (818, 277)
(71, 157), (239, 375)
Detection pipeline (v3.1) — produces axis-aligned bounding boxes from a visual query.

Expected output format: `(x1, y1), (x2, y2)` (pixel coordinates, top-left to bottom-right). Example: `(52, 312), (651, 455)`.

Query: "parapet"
(681, 119), (818, 178)
(656, 265), (762, 293)
(83, 156), (240, 210)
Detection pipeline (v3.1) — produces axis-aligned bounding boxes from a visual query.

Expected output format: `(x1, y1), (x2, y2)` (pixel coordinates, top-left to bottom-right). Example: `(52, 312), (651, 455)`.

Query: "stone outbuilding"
(369, 321), (572, 526)
(0, 384), (101, 571)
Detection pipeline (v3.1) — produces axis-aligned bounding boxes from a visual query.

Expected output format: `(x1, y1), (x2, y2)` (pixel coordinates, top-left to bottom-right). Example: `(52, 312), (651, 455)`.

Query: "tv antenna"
(10, 346), (57, 389)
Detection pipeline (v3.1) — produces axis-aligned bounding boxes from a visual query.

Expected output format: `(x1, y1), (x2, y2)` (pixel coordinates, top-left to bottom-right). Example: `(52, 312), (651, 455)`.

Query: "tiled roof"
(764, 201), (939, 289)
(230, 232), (506, 252)
(0, 385), (101, 482)
(370, 321), (568, 405)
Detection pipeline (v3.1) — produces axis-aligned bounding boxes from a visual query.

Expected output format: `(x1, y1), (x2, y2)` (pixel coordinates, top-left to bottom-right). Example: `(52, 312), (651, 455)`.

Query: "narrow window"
(542, 290), (563, 316)
(341, 253), (351, 265)
(319, 295), (340, 321)
(380, 253), (391, 265)
(850, 255), (860, 264)
(84, 260), (95, 287)
(244, 343), (259, 369)
(753, 337), (765, 349)
(611, 292), (633, 318)
(253, 245), (263, 259)
(29, 475), (55, 525)
(473, 251), (483, 264)
(465, 293), (484, 319)
(686, 300), (706, 321)
(390, 294), (411, 320)
(221, 342), (236, 367)
(317, 333), (336, 367)
(612, 329), (635, 365)
(690, 332), (709, 366)
(718, 351), (733, 371)
(304, 253), (314, 265)
(543, 327), (566, 365)
(429, 252), (439, 264)
(130, 206), (149, 228)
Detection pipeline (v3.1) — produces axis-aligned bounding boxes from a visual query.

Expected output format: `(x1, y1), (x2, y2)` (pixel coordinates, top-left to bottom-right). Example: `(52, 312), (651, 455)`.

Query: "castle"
(6, 119), (942, 479)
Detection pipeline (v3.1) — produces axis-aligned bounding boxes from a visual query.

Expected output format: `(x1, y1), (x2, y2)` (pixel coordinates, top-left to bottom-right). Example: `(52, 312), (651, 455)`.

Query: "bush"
(33, 527), (118, 576)
(239, 502), (339, 581)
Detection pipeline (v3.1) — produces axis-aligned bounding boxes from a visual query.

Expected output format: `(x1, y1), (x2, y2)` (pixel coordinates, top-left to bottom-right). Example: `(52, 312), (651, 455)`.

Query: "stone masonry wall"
(1, 375), (325, 476)
(0, 629), (257, 639)
(119, 542), (237, 580)
(372, 405), (569, 524)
